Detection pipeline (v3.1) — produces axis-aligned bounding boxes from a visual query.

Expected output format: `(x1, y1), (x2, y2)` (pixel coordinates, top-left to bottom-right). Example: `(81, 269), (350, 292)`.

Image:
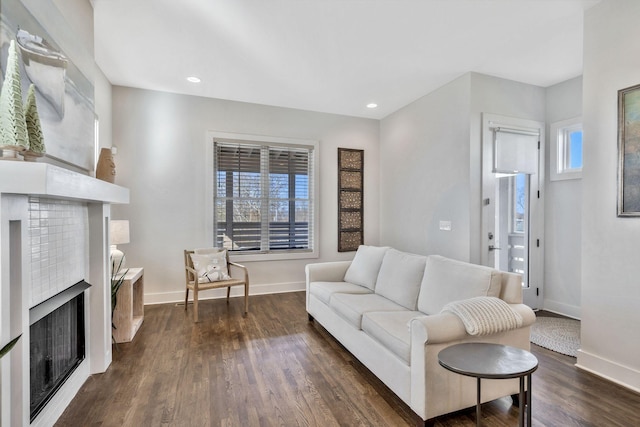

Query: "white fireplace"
(0, 162), (129, 426)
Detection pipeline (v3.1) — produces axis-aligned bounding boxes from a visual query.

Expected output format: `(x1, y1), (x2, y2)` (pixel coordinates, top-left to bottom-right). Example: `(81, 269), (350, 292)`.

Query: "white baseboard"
(542, 299), (581, 319)
(576, 349), (640, 394)
(144, 281), (305, 305)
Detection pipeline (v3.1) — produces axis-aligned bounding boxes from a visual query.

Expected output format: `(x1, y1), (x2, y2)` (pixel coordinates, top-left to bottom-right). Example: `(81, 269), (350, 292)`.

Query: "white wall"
(110, 87), (379, 303)
(379, 72), (545, 263)
(544, 76), (582, 318)
(379, 74), (472, 259)
(578, 0), (640, 392)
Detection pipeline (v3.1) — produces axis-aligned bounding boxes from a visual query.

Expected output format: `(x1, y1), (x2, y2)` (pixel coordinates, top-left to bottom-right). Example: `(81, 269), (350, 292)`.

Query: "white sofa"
(305, 245), (536, 424)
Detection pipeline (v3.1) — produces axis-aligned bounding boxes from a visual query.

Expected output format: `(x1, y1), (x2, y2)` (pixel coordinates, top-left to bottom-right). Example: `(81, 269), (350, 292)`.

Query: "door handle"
(488, 245), (501, 251)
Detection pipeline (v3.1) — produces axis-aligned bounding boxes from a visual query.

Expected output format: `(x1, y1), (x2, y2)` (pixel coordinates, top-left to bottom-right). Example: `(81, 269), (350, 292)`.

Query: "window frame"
(206, 131), (319, 262)
(550, 117), (583, 181)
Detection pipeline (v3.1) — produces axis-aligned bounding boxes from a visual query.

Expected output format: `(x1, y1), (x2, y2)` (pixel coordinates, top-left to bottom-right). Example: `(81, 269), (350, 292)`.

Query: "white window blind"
(214, 140), (314, 254)
(493, 128), (539, 175)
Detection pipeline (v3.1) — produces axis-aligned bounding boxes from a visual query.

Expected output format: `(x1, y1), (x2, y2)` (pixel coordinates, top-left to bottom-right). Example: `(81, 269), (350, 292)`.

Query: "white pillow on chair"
(190, 251), (230, 282)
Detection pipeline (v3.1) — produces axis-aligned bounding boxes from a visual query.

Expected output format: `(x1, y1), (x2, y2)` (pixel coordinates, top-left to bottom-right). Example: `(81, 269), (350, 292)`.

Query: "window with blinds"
(213, 140), (314, 254)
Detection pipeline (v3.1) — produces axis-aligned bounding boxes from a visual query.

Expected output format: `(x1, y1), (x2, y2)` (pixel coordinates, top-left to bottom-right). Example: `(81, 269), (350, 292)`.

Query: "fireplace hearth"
(29, 281), (90, 421)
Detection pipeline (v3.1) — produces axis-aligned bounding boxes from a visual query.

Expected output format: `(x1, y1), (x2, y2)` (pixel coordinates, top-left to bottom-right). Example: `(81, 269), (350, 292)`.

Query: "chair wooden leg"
(184, 288), (189, 310)
(226, 286), (231, 302)
(193, 289), (199, 322)
(244, 283), (249, 316)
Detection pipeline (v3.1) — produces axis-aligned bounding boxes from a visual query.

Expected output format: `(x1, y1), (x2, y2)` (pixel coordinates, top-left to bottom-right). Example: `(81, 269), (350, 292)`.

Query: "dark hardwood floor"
(56, 293), (640, 426)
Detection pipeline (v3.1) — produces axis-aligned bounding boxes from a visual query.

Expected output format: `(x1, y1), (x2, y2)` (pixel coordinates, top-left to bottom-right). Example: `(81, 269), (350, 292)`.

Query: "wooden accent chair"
(184, 249), (249, 322)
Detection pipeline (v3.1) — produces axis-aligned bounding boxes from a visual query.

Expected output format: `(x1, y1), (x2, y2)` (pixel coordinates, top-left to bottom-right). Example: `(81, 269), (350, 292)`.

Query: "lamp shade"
(110, 220), (130, 245)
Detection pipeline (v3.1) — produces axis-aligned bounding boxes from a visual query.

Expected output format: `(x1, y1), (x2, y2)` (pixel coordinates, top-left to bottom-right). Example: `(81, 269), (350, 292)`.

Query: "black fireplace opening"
(29, 280), (89, 422)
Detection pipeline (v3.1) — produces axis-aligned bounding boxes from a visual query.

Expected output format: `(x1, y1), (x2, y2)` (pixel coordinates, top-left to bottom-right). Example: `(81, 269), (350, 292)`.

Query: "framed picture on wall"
(337, 148), (364, 252)
(0, 0), (96, 172)
(618, 83), (640, 216)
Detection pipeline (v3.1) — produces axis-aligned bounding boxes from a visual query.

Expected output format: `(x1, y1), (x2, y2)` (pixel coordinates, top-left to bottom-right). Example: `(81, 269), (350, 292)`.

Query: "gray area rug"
(530, 316), (580, 357)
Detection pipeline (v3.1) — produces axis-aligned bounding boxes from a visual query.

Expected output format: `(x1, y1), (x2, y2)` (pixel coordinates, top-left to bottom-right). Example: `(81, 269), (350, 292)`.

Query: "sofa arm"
(410, 312), (468, 345)
(305, 261), (351, 286)
(511, 303), (537, 327)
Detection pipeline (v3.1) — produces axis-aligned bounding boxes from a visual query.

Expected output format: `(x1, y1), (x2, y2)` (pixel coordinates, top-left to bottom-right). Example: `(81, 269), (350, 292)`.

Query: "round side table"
(438, 342), (538, 427)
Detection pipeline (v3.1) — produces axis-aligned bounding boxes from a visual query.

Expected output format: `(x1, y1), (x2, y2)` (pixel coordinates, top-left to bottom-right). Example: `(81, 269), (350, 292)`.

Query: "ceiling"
(92, 0), (600, 120)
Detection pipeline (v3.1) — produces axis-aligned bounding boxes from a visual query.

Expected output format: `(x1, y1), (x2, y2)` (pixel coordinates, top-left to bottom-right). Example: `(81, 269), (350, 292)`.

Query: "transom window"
(211, 135), (317, 259)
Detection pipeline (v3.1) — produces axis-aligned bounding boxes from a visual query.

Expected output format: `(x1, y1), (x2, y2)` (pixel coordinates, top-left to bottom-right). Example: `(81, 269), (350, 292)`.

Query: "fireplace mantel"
(0, 162), (129, 204)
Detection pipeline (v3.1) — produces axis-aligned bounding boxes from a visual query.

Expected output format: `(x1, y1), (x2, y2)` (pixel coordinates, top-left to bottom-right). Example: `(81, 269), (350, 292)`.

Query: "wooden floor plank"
(55, 294), (640, 427)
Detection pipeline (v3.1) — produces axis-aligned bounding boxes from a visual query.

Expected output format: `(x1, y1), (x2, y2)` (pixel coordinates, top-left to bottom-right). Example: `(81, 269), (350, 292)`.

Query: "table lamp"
(110, 220), (130, 274)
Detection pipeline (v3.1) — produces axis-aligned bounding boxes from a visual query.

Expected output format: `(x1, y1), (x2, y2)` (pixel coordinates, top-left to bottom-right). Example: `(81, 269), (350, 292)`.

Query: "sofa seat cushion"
(361, 311), (425, 364)
(329, 293), (407, 329)
(343, 245), (389, 290)
(375, 249), (427, 310)
(418, 255), (503, 315)
(309, 281), (372, 305)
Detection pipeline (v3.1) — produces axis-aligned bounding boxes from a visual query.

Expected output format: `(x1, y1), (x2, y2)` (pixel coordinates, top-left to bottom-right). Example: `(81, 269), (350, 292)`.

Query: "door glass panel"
(493, 173), (529, 287)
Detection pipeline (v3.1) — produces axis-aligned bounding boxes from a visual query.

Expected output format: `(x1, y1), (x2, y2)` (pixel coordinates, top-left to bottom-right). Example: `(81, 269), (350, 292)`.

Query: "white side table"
(112, 267), (144, 343)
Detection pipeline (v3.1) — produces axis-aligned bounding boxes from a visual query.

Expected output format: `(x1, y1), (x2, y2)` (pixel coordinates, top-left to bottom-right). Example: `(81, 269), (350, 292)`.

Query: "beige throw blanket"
(442, 297), (523, 336)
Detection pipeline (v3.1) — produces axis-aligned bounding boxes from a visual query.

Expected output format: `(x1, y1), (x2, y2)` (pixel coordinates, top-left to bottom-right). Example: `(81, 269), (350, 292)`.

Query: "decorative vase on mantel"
(96, 148), (116, 183)
(0, 40), (29, 160)
(23, 84), (46, 161)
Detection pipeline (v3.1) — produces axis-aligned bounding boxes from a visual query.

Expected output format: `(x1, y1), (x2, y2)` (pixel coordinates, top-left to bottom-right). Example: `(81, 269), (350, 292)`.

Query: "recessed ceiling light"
(186, 76), (201, 83)
(366, 103), (378, 109)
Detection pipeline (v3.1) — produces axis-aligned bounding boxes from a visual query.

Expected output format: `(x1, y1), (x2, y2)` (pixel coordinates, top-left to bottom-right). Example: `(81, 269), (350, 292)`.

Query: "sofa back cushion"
(343, 245), (389, 290)
(374, 249), (427, 310)
(417, 255), (502, 315)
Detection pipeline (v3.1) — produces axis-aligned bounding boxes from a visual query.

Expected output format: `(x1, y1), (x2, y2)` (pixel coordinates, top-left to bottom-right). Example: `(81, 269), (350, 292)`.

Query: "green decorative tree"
(24, 84), (46, 160)
(0, 40), (29, 158)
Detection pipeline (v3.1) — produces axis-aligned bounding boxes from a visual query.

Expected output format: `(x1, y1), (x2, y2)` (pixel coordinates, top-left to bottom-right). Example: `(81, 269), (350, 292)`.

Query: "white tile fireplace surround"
(0, 162), (129, 426)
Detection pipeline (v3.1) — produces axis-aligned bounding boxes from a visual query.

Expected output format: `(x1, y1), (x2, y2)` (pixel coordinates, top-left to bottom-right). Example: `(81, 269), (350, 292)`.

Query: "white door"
(481, 114), (544, 309)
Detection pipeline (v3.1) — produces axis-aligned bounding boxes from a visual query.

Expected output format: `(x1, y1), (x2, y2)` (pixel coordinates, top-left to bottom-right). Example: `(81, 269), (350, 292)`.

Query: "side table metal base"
(476, 377), (481, 427)
(438, 343), (538, 427)
(474, 374), (532, 427)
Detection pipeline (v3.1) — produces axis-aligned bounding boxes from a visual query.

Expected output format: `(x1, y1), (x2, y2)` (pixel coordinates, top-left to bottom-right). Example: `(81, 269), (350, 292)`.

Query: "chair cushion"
(329, 293), (406, 329)
(374, 249), (427, 310)
(361, 311), (425, 364)
(417, 255), (502, 315)
(309, 281), (372, 305)
(190, 251), (230, 282)
(343, 245), (389, 290)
